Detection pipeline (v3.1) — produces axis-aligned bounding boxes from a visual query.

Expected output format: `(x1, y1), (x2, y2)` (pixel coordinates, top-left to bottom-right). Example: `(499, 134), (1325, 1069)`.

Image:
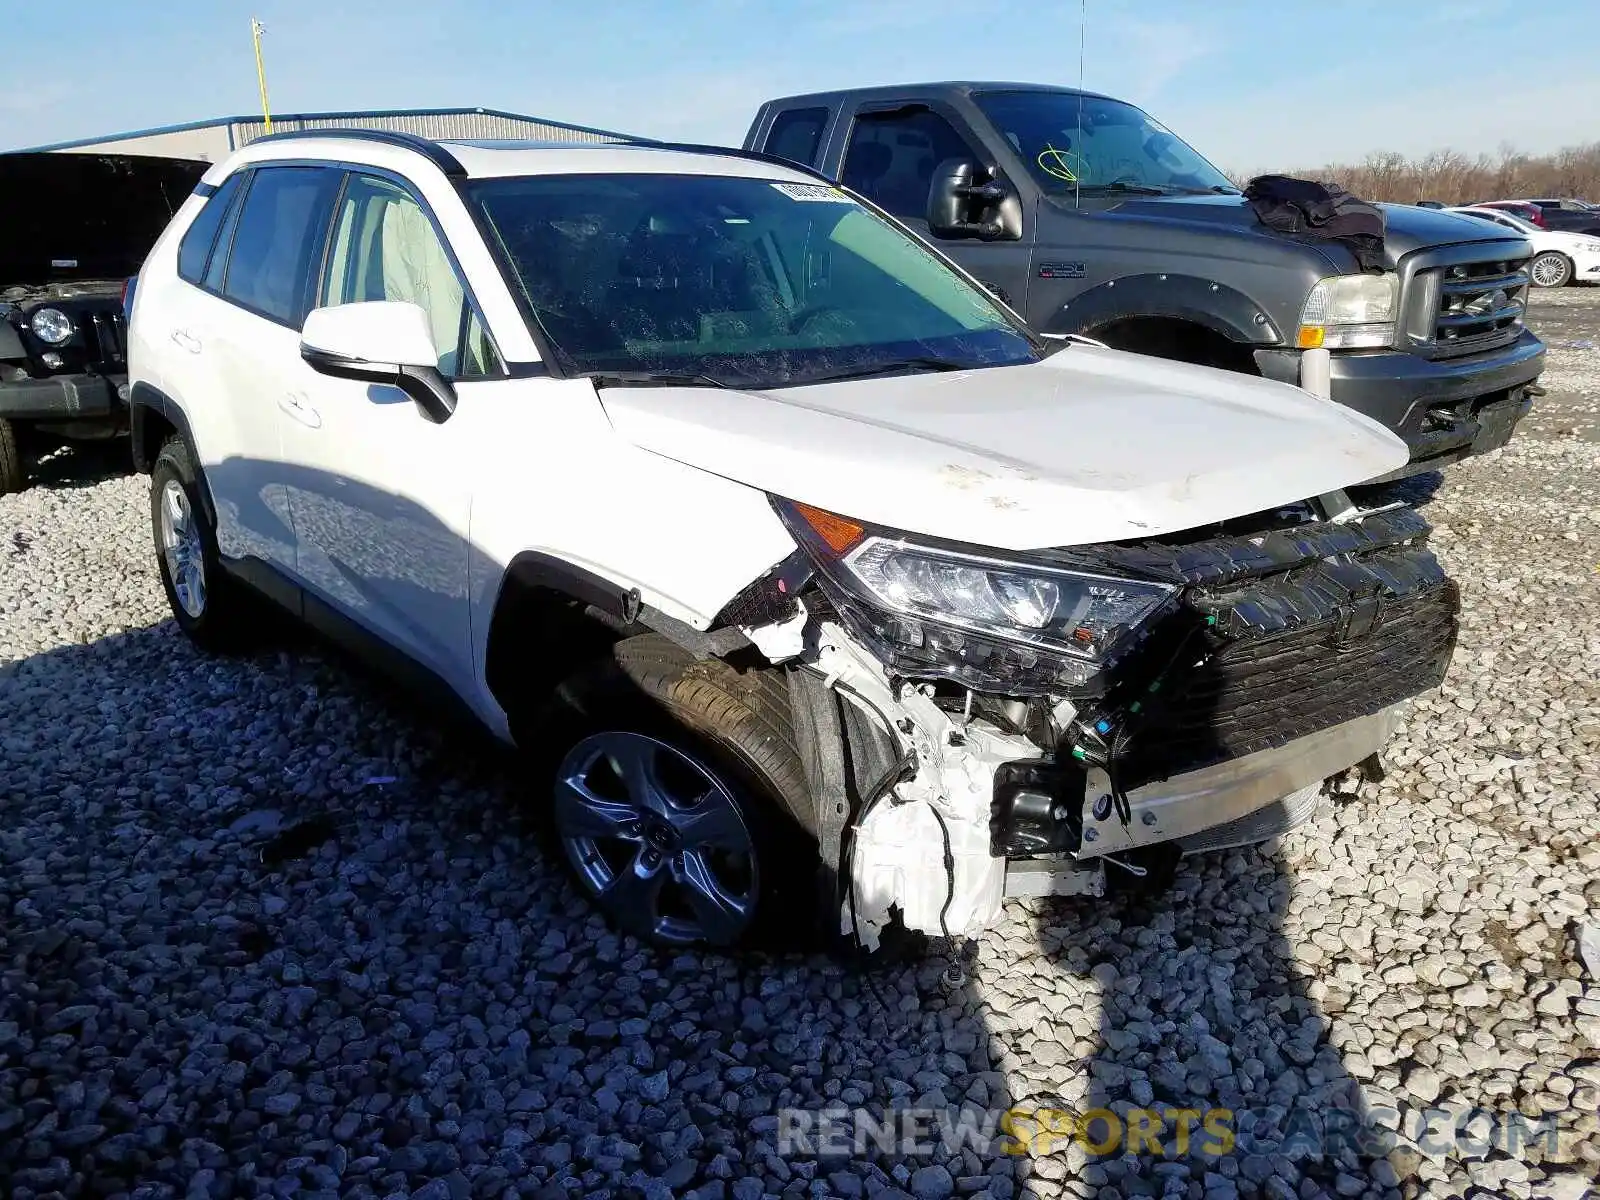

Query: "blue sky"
(4, 0), (1596, 169)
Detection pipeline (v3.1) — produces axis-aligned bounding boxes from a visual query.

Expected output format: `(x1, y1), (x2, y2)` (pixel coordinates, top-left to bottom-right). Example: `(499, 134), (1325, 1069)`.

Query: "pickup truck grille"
(1409, 254), (1530, 360)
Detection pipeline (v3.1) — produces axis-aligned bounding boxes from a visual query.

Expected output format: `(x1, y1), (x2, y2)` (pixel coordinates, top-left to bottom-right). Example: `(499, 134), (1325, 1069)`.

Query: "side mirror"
(926, 158), (1023, 242)
(299, 301), (457, 424)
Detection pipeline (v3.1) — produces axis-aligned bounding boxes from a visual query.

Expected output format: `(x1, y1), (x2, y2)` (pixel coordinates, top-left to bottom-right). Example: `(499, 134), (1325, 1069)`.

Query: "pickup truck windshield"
(974, 91), (1237, 197)
(464, 173), (1037, 386)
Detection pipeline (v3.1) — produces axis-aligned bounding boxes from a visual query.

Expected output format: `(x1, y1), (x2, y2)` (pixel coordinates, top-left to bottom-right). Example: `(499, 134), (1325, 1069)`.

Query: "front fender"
(1047, 274), (1282, 345)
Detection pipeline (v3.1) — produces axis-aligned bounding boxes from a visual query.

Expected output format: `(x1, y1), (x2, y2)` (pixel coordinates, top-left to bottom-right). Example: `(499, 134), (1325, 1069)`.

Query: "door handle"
(170, 329), (201, 354)
(278, 392), (322, 429)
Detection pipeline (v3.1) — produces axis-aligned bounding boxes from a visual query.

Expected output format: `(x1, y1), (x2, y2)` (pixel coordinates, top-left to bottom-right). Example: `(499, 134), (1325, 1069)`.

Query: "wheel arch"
(1046, 273), (1283, 347)
(131, 383), (217, 528)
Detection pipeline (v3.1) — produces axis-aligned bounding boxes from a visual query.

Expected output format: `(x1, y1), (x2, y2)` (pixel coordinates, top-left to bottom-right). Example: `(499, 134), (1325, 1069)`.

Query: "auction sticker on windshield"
(771, 182), (849, 202)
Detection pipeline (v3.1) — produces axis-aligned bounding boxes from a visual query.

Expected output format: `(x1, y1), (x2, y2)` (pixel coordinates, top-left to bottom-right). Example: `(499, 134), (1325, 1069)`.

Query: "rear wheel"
(1529, 251), (1573, 288)
(537, 634), (818, 950)
(0, 418), (26, 495)
(149, 437), (261, 652)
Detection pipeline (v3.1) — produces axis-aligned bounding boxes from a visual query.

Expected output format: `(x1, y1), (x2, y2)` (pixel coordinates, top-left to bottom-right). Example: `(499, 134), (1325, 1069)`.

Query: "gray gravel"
(3, 291), (1599, 1199)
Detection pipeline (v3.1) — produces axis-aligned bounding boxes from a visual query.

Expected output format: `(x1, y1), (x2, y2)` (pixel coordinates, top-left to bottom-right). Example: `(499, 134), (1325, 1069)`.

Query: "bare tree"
(1241, 141), (1600, 205)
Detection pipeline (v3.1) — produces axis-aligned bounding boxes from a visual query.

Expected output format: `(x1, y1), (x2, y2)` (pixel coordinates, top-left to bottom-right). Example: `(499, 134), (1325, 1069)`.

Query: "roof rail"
(635, 141), (838, 185)
(245, 127), (466, 177)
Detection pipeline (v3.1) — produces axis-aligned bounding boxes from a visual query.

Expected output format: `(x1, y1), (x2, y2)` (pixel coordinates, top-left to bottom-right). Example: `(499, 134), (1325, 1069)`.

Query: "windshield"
(463, 173), (1038, 387)
(974, 91), (1236, 196)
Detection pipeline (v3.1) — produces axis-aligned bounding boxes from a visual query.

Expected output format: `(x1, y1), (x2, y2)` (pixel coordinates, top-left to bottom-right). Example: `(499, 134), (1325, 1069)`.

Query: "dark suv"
(0, 152), (205, 494)
(745, 83), (1547, 479)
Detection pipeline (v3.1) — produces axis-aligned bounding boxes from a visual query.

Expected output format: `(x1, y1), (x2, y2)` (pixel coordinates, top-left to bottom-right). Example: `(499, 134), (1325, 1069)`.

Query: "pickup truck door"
(833, 101), (1034, 315)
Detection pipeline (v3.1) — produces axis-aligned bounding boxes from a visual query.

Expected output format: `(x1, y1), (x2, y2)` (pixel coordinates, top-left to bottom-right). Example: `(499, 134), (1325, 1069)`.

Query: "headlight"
(776, 500), (1177, 695)
(1297, 274), (1397, 350)
(29, 308), (74, 345)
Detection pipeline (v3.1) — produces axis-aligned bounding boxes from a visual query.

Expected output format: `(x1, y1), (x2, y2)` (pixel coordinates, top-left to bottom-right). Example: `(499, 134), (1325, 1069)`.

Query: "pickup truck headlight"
(776, 499), (1177, 695)
(1297, 274), (1397, 350)
(30, 308), (74, 346)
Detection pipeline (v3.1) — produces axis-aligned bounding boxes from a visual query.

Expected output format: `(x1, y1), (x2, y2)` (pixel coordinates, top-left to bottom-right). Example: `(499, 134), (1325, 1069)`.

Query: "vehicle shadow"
(22, 435), (133, 490)
(0, 619), (1025, 1197)
(1013, 836), (1397, 1199)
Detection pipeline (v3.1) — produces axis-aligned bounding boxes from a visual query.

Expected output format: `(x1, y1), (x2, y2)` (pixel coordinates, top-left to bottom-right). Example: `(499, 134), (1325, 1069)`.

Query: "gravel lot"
(2, 290), (1598, 1200)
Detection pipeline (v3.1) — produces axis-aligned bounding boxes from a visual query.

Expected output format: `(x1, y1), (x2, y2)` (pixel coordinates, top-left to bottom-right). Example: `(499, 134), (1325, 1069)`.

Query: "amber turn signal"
(791, 502), (866, 555)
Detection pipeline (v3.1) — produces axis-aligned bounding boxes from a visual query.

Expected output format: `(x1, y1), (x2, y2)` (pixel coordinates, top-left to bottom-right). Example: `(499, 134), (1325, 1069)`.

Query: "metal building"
(20, 107), (631, 163)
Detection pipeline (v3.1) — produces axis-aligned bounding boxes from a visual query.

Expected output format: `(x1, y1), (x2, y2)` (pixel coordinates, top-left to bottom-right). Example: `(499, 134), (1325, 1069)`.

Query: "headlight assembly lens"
(846, 539), (1174, 662)
(30, 307), (74, 345)
(1298, 274), (1397, 349)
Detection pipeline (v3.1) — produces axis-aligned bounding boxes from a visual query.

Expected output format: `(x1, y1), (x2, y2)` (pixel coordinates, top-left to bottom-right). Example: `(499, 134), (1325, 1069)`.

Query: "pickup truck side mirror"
(926, 158), (1023, 242)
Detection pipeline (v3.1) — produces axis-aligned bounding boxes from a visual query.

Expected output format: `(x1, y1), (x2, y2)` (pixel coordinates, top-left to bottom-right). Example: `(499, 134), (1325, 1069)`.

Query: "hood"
(0, 153), (206, 285)
(1088, 193), (1527, 268)
(598, 346), (1409, 551)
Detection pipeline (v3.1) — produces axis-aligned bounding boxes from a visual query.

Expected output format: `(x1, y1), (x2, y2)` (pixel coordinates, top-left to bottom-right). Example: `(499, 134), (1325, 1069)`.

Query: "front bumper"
(1075, 705), (1395, 856)
(0, 371), (124, 422)
(1254, 328), (1544, 477)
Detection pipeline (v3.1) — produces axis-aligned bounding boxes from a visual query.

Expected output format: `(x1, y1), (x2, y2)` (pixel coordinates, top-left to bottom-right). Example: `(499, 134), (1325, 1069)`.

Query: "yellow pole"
(251, 18), (273, 133)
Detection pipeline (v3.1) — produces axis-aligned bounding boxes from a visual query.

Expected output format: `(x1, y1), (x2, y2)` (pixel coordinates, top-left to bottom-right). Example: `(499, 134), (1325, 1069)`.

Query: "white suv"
(127, 130), (1459, 951)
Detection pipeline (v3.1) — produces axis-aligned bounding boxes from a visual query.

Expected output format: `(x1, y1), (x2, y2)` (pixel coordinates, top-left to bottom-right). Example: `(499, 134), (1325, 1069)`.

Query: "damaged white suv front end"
(728, 487), (1455, 950)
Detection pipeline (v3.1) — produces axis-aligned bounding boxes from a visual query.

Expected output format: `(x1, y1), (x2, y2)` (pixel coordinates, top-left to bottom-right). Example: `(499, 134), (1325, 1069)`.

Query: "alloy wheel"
(159, 478), (207, 619)
(554, 731), (759, 946)
(1529, 253), (1570, 288)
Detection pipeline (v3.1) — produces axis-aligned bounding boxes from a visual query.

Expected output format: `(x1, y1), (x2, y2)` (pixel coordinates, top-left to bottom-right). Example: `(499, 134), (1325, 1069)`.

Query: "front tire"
(0, 417), (26, 495)
(149, 437), (259, 652)
(1529, 251), (1573, 288)
(537, 634), (818, 950)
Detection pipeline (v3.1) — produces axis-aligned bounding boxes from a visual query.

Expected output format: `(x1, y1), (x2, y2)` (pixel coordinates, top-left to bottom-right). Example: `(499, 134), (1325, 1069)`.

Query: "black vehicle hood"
(1082, 192), (1526, 267)
(0, 152), (206, 286)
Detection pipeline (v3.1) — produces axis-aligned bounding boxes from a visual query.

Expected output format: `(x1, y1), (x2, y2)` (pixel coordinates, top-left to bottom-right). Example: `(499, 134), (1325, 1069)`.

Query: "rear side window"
(763, 107), (829, 167)
(176, 173), (245, 284)
(841, 109), (983, 220)
(221, 166), (342, 324)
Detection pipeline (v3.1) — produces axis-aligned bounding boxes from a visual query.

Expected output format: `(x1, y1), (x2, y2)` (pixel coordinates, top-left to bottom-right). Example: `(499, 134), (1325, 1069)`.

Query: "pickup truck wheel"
(0, 418), (26, 495)
(149, 437), (260, 653)
(1528, 251), (1573, 288)
(539, 634), (817, 950)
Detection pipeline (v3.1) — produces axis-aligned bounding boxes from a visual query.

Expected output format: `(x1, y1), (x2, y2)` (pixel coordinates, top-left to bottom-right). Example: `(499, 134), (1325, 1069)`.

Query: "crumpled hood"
(598, 346), (1408, 551)
(1100, 193), (1529, 267)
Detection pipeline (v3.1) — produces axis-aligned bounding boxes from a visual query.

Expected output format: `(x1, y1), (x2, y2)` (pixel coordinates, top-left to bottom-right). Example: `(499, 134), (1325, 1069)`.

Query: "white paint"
(300, 302), (439, 367)
(600, 342), (1408, 551)
(131, 133), (1421, 935)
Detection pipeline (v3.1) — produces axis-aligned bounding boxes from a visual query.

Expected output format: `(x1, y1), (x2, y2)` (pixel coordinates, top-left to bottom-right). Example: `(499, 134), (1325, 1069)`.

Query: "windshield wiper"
(790, 357), (972, 385)
(1075, 181), (1171, 196)
(587, 370), (732, 389)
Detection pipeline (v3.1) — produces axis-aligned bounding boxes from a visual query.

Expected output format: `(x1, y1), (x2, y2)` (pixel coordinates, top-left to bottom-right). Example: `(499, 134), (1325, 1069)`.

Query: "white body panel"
(599, 345), (1407, 551)
(128, 134), (1422, 942)
(1446, 206), (1600, 277)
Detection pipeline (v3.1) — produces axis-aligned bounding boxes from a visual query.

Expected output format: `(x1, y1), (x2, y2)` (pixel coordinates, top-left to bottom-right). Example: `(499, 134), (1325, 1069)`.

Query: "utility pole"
(251, 17), (273, 133)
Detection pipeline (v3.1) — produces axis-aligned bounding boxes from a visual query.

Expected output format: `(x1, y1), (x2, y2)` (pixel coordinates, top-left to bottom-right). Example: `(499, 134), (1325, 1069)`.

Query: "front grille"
(1121, 578), (1457, 788)
(1053, 507), (1459, 789)
(83, 310), (127, 367)
(1417, 256), (1529, 359)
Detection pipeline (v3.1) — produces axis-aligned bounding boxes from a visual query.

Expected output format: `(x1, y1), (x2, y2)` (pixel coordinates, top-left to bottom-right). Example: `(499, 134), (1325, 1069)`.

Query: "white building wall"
(53, 126), (235, 162)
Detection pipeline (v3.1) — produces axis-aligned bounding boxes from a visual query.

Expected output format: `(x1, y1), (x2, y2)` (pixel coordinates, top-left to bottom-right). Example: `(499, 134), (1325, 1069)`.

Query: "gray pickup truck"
(744, 82), (1545, 478)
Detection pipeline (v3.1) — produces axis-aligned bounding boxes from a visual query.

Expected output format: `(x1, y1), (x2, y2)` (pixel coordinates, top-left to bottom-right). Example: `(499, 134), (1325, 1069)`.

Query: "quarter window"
(763, 107), (830, 168)
(221, 166), (342, 324)
(321, 174), (495, 378)
(841, 109), (983, 220)
(176, 172), (244, 285)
